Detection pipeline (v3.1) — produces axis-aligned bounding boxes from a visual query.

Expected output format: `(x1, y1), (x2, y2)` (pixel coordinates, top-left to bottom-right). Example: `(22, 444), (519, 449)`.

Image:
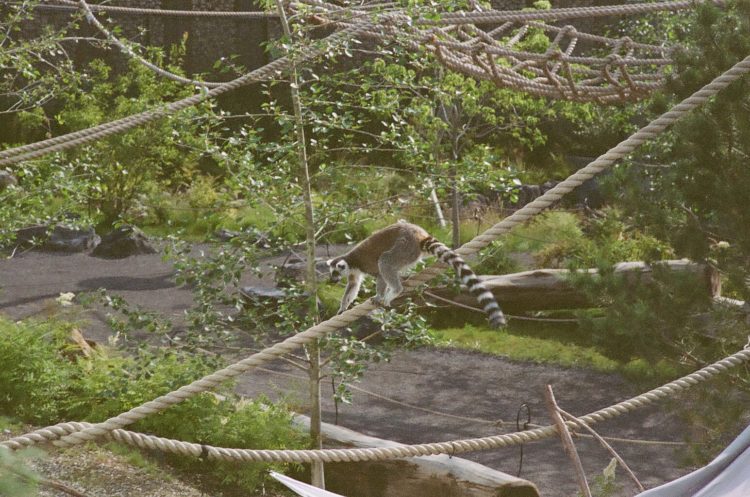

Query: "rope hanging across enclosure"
(0, 20), (374, 166)
(2, 346), (748, 462)
(3, 49), (750, 453)
(35, 0), (278, 18)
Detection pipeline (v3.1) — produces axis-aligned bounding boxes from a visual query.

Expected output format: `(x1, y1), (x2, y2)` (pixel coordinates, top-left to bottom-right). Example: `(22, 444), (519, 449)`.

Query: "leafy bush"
(571, 264), (734, 363)
(1, 49), (224, 237)
(535, 209), (673, 268)
(0, 318), (306, 493)
(0, 448), (41, 497)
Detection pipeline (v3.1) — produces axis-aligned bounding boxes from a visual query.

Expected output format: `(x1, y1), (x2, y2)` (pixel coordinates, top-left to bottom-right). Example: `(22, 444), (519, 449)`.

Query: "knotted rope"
(3, 347), (748, 462)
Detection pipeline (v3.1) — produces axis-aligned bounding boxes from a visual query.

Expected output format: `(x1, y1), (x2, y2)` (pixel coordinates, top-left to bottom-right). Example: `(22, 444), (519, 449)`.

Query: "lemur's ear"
(326, 259), (333, 267)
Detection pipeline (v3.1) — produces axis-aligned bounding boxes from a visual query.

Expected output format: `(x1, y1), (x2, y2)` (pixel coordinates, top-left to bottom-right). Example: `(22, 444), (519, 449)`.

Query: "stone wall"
(20, 1), (276, 75)
(19, 0), (609, 77)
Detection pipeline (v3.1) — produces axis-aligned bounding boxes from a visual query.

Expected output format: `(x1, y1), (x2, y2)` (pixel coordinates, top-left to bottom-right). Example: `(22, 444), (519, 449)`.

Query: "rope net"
(297, 0), (705, 102)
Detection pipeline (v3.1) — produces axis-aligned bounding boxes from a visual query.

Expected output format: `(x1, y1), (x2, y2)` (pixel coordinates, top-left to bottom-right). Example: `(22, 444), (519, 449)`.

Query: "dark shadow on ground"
(77, 273), (176, 292)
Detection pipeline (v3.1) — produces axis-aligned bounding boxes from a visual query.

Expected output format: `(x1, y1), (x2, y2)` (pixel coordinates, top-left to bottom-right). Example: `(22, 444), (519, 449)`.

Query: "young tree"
(618, 0), (750, 307)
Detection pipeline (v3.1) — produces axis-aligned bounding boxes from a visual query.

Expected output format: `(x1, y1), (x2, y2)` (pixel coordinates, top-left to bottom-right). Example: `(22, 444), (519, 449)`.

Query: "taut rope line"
(5, 51), (748, 449)
(75, 0), (227, 89)
(3, 347), (748, 461)
(0, 22), (373, 166)
(40, 0), (278, 17)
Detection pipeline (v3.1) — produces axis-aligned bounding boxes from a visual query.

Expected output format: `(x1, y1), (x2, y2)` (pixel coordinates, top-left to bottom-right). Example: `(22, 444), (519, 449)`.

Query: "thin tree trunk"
(544, 385), (592, 497)
(451, 165), (461, 249)
(274, 1), (324, 488)
(307, 341), (324, 487)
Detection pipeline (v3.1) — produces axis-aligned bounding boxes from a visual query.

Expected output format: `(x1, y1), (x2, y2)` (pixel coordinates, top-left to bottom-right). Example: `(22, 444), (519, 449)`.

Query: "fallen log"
(422, 260), (720, 313)
(294, 415), (540, 497)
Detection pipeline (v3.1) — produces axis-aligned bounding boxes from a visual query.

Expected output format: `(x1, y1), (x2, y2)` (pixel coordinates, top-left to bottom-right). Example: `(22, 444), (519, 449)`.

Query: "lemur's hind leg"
(377, 235), (421, 306)
(373, 275), (387, 306)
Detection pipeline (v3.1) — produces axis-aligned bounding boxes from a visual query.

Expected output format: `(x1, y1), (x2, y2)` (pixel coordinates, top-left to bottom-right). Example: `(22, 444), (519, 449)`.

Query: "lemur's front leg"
(338, 272), (364, 313)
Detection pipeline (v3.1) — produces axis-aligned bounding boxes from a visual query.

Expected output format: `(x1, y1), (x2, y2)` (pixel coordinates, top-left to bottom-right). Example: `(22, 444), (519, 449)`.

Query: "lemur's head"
(326, 257), (349, 283)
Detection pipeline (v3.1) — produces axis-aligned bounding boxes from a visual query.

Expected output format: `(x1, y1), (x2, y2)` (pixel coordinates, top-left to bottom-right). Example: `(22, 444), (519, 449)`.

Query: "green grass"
(502, 211), (583, 253)
(0, 415), (22, 432)
(433, 324), (620, 371)
(102, 442), (168, 478)
(431, 320), (687, 384)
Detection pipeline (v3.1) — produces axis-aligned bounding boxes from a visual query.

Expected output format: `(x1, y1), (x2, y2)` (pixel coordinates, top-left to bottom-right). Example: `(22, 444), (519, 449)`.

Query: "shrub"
(0, 318), (306, 493)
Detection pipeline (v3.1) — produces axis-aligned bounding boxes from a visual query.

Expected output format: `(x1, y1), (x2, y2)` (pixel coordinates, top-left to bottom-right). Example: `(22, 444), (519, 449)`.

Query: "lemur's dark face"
(326, 258), (349, 283)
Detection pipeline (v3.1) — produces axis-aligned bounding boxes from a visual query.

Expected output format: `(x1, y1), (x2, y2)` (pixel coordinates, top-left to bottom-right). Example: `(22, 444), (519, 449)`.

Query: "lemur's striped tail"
(420, 236), (506, 328)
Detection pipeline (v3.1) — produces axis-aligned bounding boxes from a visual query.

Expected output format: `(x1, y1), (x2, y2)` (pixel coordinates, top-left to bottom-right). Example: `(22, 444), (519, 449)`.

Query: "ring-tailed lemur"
(326, 222), (506, 328)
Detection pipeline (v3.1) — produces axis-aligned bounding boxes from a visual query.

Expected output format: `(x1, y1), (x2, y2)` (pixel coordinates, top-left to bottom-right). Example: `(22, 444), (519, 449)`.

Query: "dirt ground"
(0, 247), (731, 497)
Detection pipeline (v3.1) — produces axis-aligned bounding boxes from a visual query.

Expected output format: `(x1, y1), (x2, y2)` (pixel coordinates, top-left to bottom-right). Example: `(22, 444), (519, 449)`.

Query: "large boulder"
(275, 256), (330, 286)
(15, 224), (100, 252)
(92, 225), (156, 259)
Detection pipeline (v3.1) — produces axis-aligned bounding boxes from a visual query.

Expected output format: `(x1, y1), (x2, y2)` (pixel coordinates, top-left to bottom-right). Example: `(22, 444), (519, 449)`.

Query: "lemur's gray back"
(343, 223), (429, 275)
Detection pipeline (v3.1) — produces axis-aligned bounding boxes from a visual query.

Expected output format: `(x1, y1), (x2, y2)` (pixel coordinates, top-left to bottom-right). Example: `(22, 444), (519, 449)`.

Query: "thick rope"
(79, 0), (672, 95)
(428, 0), (722, 24)
(43, 0), (278, 18)
(326, 7), (672, 102)
(3, 52), (747, 450)
(76, 0), (227, 88)
(297, 0), (719, 24)
(3, 347), (748, 462)
(0, 22), (371, 166)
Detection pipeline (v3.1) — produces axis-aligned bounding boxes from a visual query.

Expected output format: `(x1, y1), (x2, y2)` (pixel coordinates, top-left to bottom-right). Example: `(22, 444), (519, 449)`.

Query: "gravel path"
(0, 247), (730, 497)
(1, 429), (213, 497)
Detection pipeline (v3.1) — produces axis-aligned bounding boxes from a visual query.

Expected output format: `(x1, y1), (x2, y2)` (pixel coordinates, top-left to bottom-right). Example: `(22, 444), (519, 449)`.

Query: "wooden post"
(558, 408), (644, 492)
(544, 385), (591, 497)
(425, 178), (447, 228)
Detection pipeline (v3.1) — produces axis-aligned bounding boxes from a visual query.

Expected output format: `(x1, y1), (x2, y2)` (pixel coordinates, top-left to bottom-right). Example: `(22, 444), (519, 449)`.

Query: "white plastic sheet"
(270, 471), (346, 497)
(636, 424), (750, 497)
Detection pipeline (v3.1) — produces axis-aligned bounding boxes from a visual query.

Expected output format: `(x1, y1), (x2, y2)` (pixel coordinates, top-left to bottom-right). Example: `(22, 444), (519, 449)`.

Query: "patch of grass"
(101, 443), (167, 479)
(431, 320), (689, 384)
(432, 324), (619, 372)
(503, 211), (583, 254)
(0, 416), (22, 432)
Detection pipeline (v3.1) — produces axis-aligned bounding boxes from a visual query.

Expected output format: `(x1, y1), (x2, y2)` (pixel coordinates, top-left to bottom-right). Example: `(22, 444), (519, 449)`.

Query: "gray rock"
(14, 225), (49, 246)
(92, 225), (156, 259)
(47, 225), (100, 252)
(214, 228), (242, 242)
(239, 285), (321, 323)
(213, 228), (270, 247)
(517, 184), (542, 206)
(275, 258), (330, 286)
(0, 170), (17, 190)
(239, 286), (287, 302)
(15, 224), (100, 252)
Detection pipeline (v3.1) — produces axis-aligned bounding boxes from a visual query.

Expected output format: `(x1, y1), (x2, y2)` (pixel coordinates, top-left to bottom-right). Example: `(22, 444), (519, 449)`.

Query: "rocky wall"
(17, 0), (611, 78)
